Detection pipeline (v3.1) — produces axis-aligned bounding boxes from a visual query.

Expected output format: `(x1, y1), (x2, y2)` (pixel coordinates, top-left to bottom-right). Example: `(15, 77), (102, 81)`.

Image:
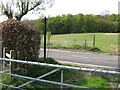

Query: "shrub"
(89, 47), (101, 52)
(38, 57), (59, 64)
(1, 19), (40, 61)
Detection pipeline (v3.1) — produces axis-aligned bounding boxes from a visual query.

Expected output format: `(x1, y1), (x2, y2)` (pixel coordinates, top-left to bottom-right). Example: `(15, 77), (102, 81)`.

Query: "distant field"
(49, 33), (119, 53)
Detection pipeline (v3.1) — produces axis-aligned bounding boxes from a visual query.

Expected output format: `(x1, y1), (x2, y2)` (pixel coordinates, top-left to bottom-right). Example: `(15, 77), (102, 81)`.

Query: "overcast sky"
(0, 0), (119, 22)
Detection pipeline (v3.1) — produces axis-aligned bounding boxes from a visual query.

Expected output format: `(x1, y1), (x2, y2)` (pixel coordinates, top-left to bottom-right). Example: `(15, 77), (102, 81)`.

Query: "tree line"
(23, 13), (118, 34)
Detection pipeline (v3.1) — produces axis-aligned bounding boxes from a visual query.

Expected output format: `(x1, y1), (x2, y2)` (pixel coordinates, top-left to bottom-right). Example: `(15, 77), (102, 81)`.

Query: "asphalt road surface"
(39, 49), (118, 68)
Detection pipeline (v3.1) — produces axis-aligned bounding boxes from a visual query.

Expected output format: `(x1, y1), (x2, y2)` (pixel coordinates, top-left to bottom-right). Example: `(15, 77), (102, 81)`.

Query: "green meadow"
(48, 33), (119, 53)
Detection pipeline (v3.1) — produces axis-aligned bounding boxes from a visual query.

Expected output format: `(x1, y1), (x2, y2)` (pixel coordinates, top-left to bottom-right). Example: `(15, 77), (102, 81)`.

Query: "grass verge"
(45, 44), (102, 52)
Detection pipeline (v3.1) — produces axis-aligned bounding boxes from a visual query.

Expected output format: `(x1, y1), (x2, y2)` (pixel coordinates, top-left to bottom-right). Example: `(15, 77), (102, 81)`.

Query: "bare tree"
(0, 0), (54, 20)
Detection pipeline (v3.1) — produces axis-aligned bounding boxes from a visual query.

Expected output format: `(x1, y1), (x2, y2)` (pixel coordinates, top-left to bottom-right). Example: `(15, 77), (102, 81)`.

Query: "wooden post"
(2, 47), (6, 71)
(10, 50), (14, 74)
(93, 34), (96, 47)
(10, 50), (15, 81)
(85, 38), (87, 46)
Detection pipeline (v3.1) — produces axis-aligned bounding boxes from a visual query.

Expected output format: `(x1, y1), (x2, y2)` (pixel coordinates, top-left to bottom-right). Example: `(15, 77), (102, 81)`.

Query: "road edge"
(57, 60), (117, 70)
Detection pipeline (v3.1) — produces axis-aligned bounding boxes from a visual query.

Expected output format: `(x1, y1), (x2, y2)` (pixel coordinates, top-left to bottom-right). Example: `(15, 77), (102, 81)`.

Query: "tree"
(22, 13), (118, 34)
(108, 14), (117, 22)
(34, 19), (44, 31)
(0, 0), (54, 20)
(74, 14), (85, 33)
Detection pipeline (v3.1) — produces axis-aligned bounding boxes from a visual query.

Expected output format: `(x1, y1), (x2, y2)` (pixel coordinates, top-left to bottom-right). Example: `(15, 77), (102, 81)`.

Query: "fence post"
(3, 47), (6, 58)
(85, 38), (87, 46)
(61, 70), (63, 90)
(10, 50), (15, 74)
(93, 34), (96, 47)
(2, 47), (6, 71)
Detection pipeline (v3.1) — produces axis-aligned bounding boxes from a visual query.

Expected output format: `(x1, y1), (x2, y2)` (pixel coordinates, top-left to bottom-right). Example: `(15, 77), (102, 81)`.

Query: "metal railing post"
(61, 70), (63, 90)
(0, 43), (2, 90)
(0, 26), (2, 90)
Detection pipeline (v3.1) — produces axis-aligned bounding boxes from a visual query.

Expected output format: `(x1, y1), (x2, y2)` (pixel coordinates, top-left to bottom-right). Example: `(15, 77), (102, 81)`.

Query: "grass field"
(48, 33), (119, 53)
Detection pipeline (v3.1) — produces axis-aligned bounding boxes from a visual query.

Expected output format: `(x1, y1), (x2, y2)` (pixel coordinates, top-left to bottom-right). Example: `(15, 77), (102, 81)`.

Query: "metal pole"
(61, 70), (63, 90)
(0, 25), (2, 90)
(44, 17), (47, 59)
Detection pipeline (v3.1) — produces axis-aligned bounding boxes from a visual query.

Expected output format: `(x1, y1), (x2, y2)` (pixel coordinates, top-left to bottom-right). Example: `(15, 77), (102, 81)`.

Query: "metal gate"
(0, 57), (120, 90)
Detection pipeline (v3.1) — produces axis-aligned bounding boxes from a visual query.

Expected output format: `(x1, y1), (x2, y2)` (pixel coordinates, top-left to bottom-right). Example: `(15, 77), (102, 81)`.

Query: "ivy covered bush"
(1, 19), (40, 61)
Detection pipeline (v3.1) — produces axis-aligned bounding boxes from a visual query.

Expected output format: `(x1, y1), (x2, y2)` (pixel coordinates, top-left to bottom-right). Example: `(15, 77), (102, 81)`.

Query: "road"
(39, 49), (118, 68)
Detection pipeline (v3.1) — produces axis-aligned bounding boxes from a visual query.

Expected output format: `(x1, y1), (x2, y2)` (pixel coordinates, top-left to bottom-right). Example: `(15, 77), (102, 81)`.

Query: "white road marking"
(72, 55), (118, 61)
(57, 60), (117, 69)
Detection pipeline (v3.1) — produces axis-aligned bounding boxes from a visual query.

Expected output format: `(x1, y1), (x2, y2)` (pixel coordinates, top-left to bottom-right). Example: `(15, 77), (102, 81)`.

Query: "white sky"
(0, 0), (119, 22)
